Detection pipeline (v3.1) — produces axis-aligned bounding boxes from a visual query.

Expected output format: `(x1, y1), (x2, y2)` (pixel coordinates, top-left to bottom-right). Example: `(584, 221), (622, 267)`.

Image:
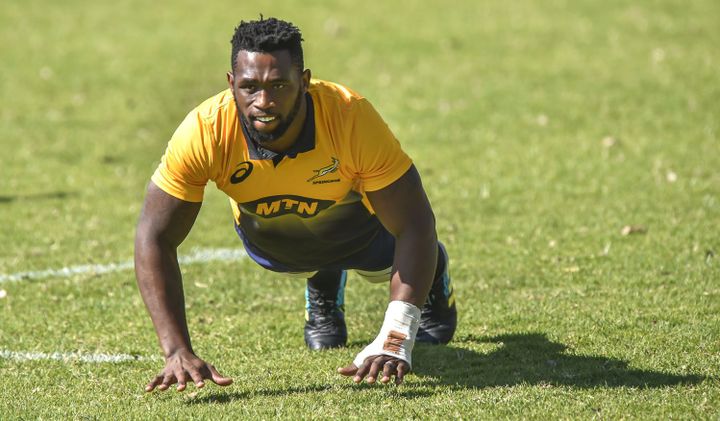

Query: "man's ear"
(301, 69), (311, 92)
(227, 71), (234, 88)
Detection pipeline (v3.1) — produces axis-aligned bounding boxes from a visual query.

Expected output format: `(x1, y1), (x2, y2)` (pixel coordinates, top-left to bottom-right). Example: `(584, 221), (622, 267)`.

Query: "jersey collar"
(241, 93), (316, 165)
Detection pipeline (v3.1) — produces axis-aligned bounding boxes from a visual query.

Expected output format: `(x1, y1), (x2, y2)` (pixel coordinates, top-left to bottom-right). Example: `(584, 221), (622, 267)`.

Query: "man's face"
(228, 50), (309, 145)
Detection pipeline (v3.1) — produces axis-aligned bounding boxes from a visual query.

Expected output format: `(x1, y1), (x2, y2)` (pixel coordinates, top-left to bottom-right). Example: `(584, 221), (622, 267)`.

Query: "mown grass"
(1, 0), (718, 419)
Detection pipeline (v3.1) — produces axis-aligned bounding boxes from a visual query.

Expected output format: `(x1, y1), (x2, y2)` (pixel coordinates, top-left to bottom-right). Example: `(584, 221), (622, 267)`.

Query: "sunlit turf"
(1, 0), (719, 418)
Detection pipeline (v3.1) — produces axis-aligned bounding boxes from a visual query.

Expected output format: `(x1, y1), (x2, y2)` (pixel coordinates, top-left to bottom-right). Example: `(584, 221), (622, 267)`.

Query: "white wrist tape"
(353, 300), (421, 369)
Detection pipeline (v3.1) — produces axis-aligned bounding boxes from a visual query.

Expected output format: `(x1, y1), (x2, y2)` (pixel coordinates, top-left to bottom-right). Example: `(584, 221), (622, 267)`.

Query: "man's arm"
(367, 165), (437, 308)
(135, 181), (232, 392)
(338, 165), (438, 384)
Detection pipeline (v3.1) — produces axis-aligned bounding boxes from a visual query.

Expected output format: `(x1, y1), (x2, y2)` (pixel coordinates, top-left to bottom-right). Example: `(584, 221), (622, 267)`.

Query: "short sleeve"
(349, 99), (413, 191)
(151, 111), (214, 202)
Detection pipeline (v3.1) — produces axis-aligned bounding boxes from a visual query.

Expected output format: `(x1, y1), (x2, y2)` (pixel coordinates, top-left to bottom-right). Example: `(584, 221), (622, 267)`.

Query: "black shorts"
(235, 222), (395, 274)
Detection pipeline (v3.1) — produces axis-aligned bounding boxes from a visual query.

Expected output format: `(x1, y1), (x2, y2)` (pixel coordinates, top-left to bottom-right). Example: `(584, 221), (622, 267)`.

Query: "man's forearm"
(135, 239), (194, 357)
(388, 227), (438, 307)
(349, 226), (436, 371)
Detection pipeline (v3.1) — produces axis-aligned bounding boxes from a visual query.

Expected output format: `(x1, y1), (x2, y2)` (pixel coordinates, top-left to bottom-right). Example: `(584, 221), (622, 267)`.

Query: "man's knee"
(354, 242), (447, 284)
(354, 267), (392, 283)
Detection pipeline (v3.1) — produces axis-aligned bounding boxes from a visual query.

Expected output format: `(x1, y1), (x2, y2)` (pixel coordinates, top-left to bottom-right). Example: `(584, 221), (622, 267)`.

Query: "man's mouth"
(253, 115), (277, 123)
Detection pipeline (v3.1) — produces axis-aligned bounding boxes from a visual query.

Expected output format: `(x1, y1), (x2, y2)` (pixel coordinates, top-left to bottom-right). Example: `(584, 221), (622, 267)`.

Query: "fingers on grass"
(366, 358), (385, 384)
(145, 375), (164, 392)
(381, 361), (396, 384)
(353, 359), (373, 383)
(188, 368), (205, 388)
(176, 372), (188, 391)
(158, 374), (176, 391)
(337, 363), (358, 377)
(395, 361), (409, 385)
(208, 364), (233, 386)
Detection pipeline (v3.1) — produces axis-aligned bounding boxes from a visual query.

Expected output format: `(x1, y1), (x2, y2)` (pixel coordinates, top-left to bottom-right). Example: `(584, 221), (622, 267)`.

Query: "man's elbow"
(134, 223), (177, 270)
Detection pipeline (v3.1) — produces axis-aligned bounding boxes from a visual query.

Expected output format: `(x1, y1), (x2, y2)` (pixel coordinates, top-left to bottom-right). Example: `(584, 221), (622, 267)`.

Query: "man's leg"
(416, 242), (457, 344)
(304, 270), (348, 350)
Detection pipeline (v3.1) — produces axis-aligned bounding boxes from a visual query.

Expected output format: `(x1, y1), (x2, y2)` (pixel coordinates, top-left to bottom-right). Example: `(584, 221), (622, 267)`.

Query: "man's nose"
(254, 89), (274, 109)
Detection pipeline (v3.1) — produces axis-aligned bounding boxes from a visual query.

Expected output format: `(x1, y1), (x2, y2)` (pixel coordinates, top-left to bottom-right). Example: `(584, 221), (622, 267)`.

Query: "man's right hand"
(136, 184), (231, 393)
(145, 348), (233, 392)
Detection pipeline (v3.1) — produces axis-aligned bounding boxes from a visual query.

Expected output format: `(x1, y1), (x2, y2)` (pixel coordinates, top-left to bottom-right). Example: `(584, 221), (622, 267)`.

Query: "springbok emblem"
(307, 157), (339, 182)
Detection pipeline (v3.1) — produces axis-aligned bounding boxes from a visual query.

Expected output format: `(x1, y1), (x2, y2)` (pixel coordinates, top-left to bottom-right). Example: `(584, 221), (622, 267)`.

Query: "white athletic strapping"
(353, 300), (421, 368)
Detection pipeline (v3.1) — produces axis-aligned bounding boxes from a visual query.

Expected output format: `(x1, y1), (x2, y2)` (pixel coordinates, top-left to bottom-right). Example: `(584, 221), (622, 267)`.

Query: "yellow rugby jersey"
(152, 79), (412, 270)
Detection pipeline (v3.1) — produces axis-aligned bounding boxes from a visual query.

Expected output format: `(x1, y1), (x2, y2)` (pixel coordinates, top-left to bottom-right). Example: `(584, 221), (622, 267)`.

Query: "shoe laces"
(308, 300), (343, 332)
(313, 297), (339, 314)
(307, 288), (342, 315)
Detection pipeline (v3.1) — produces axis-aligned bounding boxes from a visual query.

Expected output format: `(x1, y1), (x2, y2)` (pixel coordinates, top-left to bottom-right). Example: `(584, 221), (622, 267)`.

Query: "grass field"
(1, 0), (719, 418)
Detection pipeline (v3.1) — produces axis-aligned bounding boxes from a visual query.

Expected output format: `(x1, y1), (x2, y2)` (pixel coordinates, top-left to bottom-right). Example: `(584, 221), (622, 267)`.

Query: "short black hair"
(230, 17), (304, 72)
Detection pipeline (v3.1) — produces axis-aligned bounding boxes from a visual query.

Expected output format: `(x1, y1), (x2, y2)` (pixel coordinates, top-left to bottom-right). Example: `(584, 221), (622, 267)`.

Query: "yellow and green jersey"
(152, 79), (412, 271)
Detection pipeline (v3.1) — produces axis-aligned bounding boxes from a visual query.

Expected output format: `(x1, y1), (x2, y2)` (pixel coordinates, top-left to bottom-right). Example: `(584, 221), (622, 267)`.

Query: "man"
(135, 17), (456, 391)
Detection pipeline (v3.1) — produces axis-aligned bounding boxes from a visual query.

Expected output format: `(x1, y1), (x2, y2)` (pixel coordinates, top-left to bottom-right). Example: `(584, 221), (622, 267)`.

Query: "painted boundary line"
(0, 248), (246, 284)
(0, 349), (161, 363)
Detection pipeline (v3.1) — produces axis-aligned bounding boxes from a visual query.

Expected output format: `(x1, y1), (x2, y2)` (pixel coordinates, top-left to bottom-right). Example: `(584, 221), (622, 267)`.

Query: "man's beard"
(239, 91), (304, 145)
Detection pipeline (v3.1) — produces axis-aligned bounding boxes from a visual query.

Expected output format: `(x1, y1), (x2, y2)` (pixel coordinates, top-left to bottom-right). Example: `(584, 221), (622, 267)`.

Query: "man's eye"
(240, 85), (257, 93)
(273, 83), (286, 90)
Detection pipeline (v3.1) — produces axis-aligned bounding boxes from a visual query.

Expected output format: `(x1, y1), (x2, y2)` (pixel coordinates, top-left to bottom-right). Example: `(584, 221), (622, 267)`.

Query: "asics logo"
(230, 161), (253, 184)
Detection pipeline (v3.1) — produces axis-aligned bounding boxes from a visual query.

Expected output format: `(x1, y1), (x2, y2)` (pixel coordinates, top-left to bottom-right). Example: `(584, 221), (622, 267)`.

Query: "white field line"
(0, 248), (246, 284)
(0, 349), (162, 363)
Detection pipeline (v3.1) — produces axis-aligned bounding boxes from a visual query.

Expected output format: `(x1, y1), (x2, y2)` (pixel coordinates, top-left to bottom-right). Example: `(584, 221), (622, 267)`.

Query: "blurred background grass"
(1, 0), (719, 418)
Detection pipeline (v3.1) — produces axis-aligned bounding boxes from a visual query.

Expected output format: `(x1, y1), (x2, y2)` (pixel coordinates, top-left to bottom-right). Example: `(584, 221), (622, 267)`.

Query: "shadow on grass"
(185, 332), (706, 404)
(411, 332), (705, 390)
(186, 384), (334, 405)
(0, 191), (76, 204)
(185, 381), (407, 405)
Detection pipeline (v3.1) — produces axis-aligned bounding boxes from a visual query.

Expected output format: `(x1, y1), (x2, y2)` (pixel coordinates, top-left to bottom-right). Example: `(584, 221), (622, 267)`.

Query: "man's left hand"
(338, 355), (410, 385)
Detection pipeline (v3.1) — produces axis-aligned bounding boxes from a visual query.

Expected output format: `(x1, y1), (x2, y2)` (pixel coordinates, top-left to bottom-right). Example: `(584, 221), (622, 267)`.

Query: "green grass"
(1, 0), (719, 418)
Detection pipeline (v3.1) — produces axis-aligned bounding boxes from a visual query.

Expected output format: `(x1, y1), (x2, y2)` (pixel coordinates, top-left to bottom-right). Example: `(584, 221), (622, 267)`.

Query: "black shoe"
(304, 271), (348, 350)
(417, 244), (457, 344)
